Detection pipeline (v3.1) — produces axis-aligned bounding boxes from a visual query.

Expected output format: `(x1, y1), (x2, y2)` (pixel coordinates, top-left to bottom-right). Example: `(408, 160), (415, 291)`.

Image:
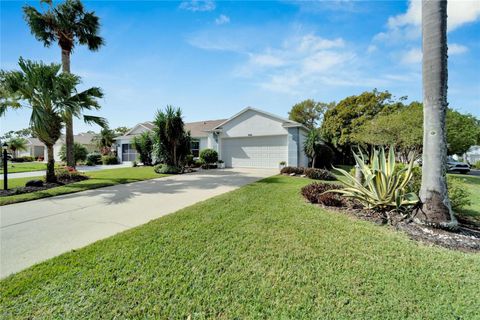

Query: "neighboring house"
(17, 132), (97, 162)
(114, 107), (309, 169)
(17, 138), (46, 160)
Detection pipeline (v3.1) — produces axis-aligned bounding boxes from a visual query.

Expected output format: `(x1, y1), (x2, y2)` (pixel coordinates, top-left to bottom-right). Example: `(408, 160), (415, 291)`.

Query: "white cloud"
(215, 14), (230, 25)
(449, 43), (468, 55)
(179, 0), (215, 12)
(375, 0), (480, 44)
(401, 47), (422, 64)
(367, 44), (377, 53)
(400, 43), (468, 65)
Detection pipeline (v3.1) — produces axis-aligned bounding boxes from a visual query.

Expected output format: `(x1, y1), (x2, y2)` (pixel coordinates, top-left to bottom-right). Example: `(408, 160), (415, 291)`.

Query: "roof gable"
(213, 107), (305, 130)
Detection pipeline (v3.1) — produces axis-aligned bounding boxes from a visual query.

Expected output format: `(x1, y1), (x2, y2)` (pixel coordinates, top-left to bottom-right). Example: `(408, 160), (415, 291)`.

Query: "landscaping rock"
(25, 180), (44, 187)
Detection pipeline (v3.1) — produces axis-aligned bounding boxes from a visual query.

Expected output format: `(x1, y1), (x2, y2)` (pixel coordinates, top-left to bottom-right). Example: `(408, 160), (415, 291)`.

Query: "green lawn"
(0, 167), (166, 206)
(1, 176), (479, 319)
(0, 162), (58, 174)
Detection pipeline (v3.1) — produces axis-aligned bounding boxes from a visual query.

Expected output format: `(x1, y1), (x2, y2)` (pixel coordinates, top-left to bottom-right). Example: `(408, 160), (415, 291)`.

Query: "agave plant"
(330, 147), (419, 210)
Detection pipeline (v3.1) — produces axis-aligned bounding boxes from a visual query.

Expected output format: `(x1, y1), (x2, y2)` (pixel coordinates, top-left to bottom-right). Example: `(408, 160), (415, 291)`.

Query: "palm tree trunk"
(46, 144), (56, 183)
(414, 0), (456, 228)
(311, 155), (316, 168)
(61, 48), (75, 168)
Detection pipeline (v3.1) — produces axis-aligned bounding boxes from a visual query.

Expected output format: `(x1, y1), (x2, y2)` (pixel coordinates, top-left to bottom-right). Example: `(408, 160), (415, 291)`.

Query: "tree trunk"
(414, 0), (456, 228)
(311, 155), (316, 168)
(62, 48), (75, 168)
(46, 144), (56, 183)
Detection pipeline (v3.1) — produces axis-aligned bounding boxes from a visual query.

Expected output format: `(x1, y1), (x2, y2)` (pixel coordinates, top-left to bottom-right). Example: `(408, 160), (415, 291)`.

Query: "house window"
(191, 139), (200, 157)
(122, 143), (138, 162)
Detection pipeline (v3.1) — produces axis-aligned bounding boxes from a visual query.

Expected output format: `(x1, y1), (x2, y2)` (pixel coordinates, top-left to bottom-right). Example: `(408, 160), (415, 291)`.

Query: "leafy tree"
(7, 137), (28, 158)
(1, 128), (35, 140)
(352, 102), (423, 162)
(321, 89), (401, 150)
(304, 130), (324, 168)
(24, 0), (104, 167)
(132, 131), (154, 166)
(414, 0), (456, 228)
(59, 142), (88, 164)
(1, 58), (104, 182)
(94, 127), (115, 155)
(153, 106), (191, 167)
(288, 99), (332, 129)
(113, 126), (130, 136)
(446, 110), (479, 155)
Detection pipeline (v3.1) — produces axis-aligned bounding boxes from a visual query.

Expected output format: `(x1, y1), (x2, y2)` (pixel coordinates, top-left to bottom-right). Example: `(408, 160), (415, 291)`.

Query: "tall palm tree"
(414, 0), (456, 228)
(23, 0), (104, 167)
(1, 58), (105, 182)
(7, 137), (28, 159)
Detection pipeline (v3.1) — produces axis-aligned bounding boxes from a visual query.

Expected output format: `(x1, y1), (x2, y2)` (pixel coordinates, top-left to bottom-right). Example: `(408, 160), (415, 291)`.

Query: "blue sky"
(1, 0), (479, 134)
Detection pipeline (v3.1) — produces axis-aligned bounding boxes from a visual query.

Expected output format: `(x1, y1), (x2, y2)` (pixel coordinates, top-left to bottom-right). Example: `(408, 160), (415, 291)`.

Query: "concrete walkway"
(0, 163), (131, 180)
(0, 168), (276, 278)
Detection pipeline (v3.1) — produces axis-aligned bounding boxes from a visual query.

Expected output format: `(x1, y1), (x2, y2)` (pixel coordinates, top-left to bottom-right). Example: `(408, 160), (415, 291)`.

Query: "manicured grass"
(0, 167), (166, 206)
(1, 176), (479, 319)
(0, 162), (58, 174)
(450, 173), (480, 221)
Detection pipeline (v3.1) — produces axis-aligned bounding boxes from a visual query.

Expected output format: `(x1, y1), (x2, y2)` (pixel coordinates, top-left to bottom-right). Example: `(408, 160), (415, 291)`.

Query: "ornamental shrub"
(154, 164), (182, 174)
(86, 152), (102, 166)
(101, 155), (118, 165)
(304, 168), (336, 180)
(59, 143), (88, 165)
(301, 182), (346, 207)
(199, 149), (218, 164)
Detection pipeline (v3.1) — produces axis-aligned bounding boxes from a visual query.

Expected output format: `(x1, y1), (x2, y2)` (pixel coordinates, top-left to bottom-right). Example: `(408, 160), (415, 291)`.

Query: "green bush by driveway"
(1, 176), (479, 318)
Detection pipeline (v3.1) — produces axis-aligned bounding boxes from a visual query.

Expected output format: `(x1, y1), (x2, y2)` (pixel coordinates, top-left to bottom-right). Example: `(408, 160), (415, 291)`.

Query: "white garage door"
(221, 135), (288, 168)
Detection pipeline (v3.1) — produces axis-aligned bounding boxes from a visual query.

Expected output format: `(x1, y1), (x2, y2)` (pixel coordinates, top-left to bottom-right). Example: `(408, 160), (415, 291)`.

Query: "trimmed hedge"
(11, 156), (35, 162)
(101, 155), (118, 165)
(154, 164), (182, 174)
(86, 153), (102, 166)
(301, 182), (346, 207)
(281, 166), (336, 181)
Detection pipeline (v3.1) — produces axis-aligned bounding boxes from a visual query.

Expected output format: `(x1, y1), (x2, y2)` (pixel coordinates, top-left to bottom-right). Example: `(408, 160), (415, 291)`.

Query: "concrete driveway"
(0, 168), (276, 278)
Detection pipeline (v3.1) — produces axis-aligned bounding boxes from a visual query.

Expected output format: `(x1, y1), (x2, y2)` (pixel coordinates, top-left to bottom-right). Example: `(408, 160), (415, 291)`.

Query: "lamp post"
(2, 142), (8, 190)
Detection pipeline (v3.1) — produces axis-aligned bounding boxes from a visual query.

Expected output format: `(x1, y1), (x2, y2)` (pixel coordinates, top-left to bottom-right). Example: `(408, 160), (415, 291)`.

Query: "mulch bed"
(313, 202), (480, 253)
(0, 176), (89, 197)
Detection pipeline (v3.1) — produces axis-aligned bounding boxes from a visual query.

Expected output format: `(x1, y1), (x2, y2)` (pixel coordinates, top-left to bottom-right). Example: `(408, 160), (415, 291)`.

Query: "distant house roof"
(115, 119), (227, 140)
(56, 132), (96, 145)
(26, 137), (44, 146)
(185, 119), (227, 137)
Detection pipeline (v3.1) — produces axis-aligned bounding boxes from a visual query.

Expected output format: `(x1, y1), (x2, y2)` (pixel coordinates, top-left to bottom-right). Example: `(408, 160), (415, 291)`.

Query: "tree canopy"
(321, 90), (402, 149)
(288, 99), (333, 129)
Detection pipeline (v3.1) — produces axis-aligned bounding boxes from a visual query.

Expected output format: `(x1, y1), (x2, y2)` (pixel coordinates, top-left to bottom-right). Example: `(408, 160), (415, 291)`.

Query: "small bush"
(37, 156), (44, 162)
(101, 155), (118, 165)
(59, 143), (88, 165)
(280, 166), (305, 175)
(301, 182), (346, 207)
(154, 164), (182, 174)
(132, 160), (138, 167)
(304, 168), (336, 181)
(447, 176), (472, 210)
(199, 149), (218, 164)
(11, 156), (34, 162)
(86, 153), (102, 166)
(194, 159), (205, 168)
(54, 167), (88, 182)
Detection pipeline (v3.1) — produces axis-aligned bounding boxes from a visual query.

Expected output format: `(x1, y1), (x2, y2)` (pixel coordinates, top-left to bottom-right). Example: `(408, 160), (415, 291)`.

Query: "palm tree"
(153, 106), (191, 167)
(1, 58), (105, 182)
(93, 126), (115, 155)
(304, 129), (323, 168)
(23, 0), (104, 168)
(414, 0), (456, 228)
(7, 137), (28, 159)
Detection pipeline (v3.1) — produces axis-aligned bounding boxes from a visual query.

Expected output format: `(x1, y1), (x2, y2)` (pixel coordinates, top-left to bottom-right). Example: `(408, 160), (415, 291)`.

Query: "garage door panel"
(221, 136), (287, 168)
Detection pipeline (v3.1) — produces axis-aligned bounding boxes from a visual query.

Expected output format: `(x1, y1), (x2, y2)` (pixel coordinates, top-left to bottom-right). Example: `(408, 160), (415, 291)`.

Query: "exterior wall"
(287, 127), (299, 167)
(199, 137), (208, 150)
(53, 144), (62, 161)
(128, 125), (150, 135)
(298, 129), (309, 167)
(207, 133), (219, 151)
(219, 109), (289, 138)
(115, 137), (134, 163)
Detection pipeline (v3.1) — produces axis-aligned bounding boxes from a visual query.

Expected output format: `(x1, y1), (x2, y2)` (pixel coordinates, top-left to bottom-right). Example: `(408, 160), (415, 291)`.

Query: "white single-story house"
(114, 107), (309, 169)
(17, 132), (97, 162)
